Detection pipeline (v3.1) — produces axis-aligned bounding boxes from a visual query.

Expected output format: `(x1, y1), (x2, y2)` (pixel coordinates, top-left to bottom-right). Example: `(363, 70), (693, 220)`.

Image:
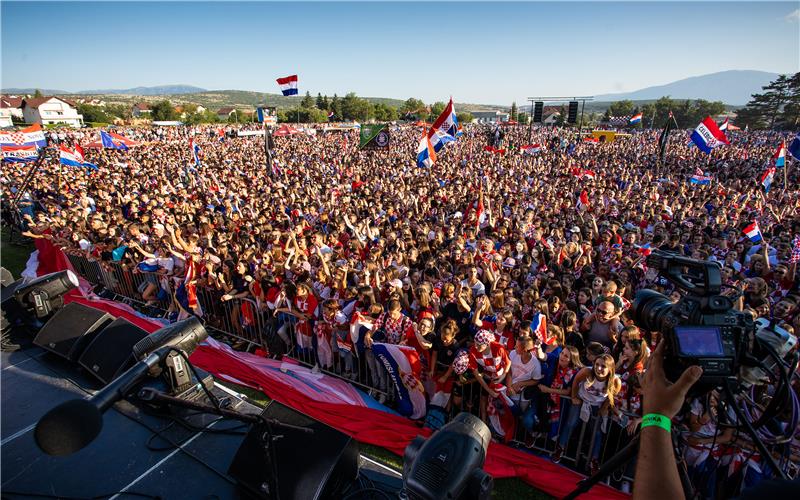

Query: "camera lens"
(632, 289), (674, 332)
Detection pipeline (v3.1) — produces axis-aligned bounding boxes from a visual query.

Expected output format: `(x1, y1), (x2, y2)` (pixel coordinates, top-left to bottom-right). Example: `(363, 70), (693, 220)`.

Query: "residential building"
(471, 110), (510, 124)
(22, 96), (83, 127)
(217, 107), (237, 121)
(132, 103), (152, 117)
(0, 96), (23, 127)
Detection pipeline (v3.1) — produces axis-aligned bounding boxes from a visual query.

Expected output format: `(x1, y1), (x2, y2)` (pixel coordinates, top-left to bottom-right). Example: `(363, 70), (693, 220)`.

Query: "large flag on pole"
(689, 116), (730, 154)
(276, 75), (298, 96)
(657, 111), (674, 164)
(427, 98), (460, 152)
(359, 123), (390, 149)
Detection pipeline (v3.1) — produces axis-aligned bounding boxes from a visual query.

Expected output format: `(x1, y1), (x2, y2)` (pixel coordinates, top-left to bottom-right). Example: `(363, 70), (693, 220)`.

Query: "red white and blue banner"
(59, 145), (97, 169)
(744, 221), (763, 243)
(531, 312), (550, 345)
(371, 342), (426, 419)
(761, 167), (775, 193)
(773, 141), (786, 168)
(416, 127), (437, 168)
(0, 123), (47, 148)
(427, 98), (459, 152)
(276, 74), (299, 96)
(628, 113), (642, 124)
(690, 116), (729, 154)
(1, 144), (38, 162)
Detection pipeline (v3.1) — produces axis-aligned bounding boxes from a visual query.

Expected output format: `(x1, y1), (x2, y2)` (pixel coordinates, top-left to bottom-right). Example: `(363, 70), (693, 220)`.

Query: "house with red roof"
(21, 96), (84, 127)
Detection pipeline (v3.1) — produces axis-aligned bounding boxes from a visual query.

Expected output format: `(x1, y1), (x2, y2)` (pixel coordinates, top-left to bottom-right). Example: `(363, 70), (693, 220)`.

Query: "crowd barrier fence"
(62, 253), (640, 488)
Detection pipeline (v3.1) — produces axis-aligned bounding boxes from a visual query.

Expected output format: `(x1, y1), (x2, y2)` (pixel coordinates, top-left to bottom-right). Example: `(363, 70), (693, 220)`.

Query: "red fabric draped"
(36, 240), (627, 500)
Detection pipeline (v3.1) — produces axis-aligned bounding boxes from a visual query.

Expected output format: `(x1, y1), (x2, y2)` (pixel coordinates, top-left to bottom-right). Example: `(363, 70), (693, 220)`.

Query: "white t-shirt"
(509, 351), (542, 385)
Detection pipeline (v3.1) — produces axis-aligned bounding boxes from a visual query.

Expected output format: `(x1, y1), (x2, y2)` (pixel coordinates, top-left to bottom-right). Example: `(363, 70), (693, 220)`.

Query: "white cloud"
(786, 9), (800, 23)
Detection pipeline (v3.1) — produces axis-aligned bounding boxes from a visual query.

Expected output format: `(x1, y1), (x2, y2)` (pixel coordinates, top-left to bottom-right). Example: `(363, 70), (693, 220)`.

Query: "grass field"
(0, 226), (34, 279)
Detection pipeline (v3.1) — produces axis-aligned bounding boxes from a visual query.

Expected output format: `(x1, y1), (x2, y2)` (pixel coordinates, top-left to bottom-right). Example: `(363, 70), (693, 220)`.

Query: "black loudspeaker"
(533, 101), (543, 123)
(78, 318), (149, 384)
(228, 401), (359, 500)
(568, 101), (579, 124)
(33, 303), (114, 361)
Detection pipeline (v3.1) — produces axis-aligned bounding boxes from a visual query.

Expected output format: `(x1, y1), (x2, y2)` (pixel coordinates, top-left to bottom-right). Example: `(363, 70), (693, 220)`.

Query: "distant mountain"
(77, 85), (207, 95)
(2, 88), (69, 95)
(595, 70), (781, 105)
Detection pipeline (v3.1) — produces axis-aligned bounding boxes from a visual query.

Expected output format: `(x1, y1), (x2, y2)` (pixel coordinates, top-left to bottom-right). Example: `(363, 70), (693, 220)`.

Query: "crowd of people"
(3, 118), (798, 495)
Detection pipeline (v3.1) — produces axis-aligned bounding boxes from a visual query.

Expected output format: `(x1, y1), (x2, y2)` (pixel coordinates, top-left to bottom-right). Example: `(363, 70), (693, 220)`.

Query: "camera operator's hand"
(642, 341), (703, 419)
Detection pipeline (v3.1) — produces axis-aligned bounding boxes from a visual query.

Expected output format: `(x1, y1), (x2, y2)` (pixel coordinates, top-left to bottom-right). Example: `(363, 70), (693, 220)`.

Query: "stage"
(0, 339), (402, 499)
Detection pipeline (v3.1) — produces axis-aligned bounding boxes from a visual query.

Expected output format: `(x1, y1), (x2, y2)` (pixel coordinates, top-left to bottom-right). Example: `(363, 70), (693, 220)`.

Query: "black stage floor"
(1, 341), (402, 499)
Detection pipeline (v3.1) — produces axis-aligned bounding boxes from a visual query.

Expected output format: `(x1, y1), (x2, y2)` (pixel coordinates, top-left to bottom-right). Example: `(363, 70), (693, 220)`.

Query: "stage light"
(14, 270), (79, 318)
(403, 412), (493, 500)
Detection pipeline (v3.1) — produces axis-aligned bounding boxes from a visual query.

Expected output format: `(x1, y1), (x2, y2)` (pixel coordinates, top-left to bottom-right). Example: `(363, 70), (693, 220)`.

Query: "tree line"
(734, 73), (800, 130)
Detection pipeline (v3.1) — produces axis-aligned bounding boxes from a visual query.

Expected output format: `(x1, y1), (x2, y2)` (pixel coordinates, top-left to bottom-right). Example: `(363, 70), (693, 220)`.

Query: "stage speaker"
(228, 401), (359, 500)
(533, 101), (543, 123)
(78, 318), (149, 384)
(33, 302), (114, 361)
(568, 101), (579, 124)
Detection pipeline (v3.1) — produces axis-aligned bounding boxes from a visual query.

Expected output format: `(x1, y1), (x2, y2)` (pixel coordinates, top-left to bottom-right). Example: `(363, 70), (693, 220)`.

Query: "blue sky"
(2, 1), (798, 105)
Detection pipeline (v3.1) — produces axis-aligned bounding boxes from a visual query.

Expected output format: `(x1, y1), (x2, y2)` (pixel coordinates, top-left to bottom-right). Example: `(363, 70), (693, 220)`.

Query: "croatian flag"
(761, 167), (775, 193)
(773, 141), (786, 168)
(789, 132), (800, 161)
(530, 312), (549, 345)
(371, 342), (426, 419)
(416, 128), (437, 168)
(690, 116), (730, 154)
(1, 144), (38, 162)
(576, 189), (590, 211)
(690, 171), (712, 185)
(276, 74), (298, 96)
(743, 221), (763, 243)
(328, 110), (334, 119)
(629, 113), (642, 124)
(520, 144), (542, 155)
(59, 145), (97, 169)
(0, 123), (47, 148)
(427, 98), (459, 152)
(190, 139), (201, 166)
(719, 117), (729, 131)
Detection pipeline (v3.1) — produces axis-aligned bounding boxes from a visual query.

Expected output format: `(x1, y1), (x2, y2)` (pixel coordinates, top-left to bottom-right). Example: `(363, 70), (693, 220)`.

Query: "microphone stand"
(135, 387), (312, 500)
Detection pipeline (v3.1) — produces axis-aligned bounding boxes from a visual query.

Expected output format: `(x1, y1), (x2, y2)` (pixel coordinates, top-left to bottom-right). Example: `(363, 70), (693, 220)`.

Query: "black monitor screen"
(674, 326), (724, 356)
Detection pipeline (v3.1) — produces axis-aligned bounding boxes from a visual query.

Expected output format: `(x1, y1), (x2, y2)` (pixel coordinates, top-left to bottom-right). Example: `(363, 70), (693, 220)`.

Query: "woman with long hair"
(538, 346), (583, 443)
(552, 354), (621, 475)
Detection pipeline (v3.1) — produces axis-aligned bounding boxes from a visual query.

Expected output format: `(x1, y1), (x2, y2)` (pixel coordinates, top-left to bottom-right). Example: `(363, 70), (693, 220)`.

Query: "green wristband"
(640, 413), (671, 433)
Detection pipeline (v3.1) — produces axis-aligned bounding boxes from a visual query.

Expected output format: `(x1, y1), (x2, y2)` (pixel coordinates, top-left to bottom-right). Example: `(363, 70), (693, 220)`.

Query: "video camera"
(632, 250), (797, 394)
